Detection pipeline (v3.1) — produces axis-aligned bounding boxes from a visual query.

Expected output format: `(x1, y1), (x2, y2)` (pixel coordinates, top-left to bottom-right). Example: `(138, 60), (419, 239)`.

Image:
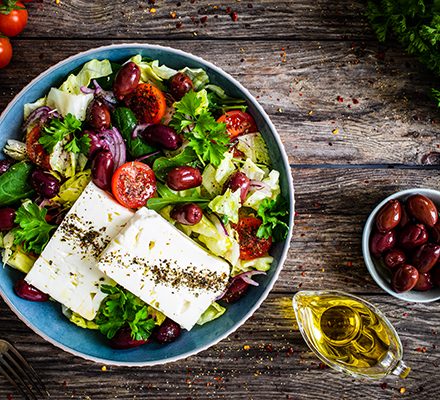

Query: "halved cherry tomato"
(26, 126), (51, 170)
(111, 161), (156, 209)
(0, 1), (28, 37)
(124, 83), (167, 124)
(217, 110), (257, 139)
(236, 216), (272, 260)
(0, 37), (12, 69)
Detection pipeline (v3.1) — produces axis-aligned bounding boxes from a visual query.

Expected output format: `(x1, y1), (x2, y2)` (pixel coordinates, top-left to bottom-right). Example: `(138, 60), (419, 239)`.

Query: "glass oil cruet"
(292, 290), (411, 379)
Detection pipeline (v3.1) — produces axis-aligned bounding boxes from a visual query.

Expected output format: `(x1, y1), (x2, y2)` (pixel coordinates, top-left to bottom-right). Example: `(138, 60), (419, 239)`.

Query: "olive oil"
(293, 291), (410, 379)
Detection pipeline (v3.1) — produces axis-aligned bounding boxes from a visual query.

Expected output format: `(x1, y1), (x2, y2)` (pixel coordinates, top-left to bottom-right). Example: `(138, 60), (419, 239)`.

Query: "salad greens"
(0, 161), (35, 206)
(51, 169), (91, 206)
(197, 302), (226, 325)
(12, 201), (55, 254)
(170, 90), (230, 167)
(257, 197), (290, 242)
(95, 285), (156, 340)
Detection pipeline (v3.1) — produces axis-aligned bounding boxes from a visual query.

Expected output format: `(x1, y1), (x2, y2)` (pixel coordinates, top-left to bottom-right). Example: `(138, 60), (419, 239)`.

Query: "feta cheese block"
(25, 181), (134, 320)
(97, 208), (230, 330)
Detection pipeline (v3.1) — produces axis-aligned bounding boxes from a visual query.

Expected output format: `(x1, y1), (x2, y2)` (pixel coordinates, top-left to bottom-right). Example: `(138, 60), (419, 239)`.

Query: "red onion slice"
(235, 270), (266, 286)
(249, 180), (269, 190)
(22, 106), (55, 133)
(88, 128), (126, 171)
(210, 213), (228, 236)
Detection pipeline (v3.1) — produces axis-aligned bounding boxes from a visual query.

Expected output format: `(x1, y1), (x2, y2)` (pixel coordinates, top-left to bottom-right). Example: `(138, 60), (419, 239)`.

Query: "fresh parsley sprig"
(12, 201), (56, 254)
(170, 91), (230, 167)
(39, 113), (90, 155)
(95, 285), (156, 341)
(257, 197), (290, 242)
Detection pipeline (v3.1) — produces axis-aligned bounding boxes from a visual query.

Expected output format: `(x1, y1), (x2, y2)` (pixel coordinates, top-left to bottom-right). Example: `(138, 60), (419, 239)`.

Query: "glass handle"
(391, 360), (411, 379)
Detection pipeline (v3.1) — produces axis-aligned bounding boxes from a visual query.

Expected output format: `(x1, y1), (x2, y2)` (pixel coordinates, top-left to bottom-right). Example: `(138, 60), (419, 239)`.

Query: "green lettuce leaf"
(197, 302), (226, 325)
(51, 170), (91, 206)
(208, 189), (241, 224)
(236, 133), (271, 166)
(46, 88), (93, 121)
(231, 255), (274, 277)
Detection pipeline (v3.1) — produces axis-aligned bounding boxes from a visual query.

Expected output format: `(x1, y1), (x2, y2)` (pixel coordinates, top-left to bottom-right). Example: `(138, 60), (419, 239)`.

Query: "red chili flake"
(265, 344), (274, 352)
(416, 347), (427, 353)
(380, 383), (388, 390)
(169, 11), (177, 19)
(231, 11), (239, 21)
(336, 95), (344, 103)
(346, 261), (353, 267)
(200, 16), (208, 24)
(298, 282), (303, 288)
(176, 21), (183, 29)
(318, 362), (328, 369)
(7, 395), (13, 400)
(286, 347), (294, 356)
(301, 271), (305, 277)
(352, 98), (359, 104)
(402, 312), (408, 317)
(226, 6), (232, 13)
(299, 92), (303, 97)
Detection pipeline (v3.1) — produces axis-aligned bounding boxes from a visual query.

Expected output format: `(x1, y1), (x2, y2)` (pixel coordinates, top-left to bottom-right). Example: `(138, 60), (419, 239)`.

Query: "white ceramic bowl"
(362, 188), (440, 303)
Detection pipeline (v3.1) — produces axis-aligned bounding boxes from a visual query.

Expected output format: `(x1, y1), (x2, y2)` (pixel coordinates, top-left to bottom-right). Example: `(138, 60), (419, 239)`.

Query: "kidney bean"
(31, 170), (60, 199)
(224, 171), (250, 203)
(153, 318), (181, 344)
(109, 327), (149, 349)
(398, 224), (428, 249)
(113, 62), (141, 101)
(92, 151), (114, 191)
(141, 124), (182, 150)
(406, 194), (438, 227)
(86, 99), (111, 131)
(370, 230), (396, 258)
(221, 278), (249, 304)
(0, 208), (16, 231)
(14, 279), (49, 302)
(169, 72), (194, 100)
(412, 243), (440, 273)
(166, 166), (202, 191)
(170, 203), (203, 225)
(414, 272), (434, 291)
(375, 199), (401, 233)
(383, 249), (407, 270)
(392, 264), (419, 293)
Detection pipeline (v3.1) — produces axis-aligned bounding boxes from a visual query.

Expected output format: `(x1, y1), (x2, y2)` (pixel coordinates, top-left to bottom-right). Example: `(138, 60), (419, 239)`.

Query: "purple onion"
(210, 214), (228, 236)
(135, 150), (162, 163)
(215, 271), (266, 301)
(249, 180), (269, 191)
(87, 127), (126, 170)
(81, 80), (117, 106)
(80, 86), (95, 94)
(22, 106), (57, 133)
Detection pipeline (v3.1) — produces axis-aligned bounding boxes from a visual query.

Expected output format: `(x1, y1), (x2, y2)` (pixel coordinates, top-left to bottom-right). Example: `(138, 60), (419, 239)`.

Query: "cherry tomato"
(0, 37), (12, 69)
(124, 83), (167, 124)
(217, 110), (257, 139)
(0, 1), (28, 37)
(111, 161), (156, 209)
(236, 216), (272, 260)
(26, 126), (51, 170)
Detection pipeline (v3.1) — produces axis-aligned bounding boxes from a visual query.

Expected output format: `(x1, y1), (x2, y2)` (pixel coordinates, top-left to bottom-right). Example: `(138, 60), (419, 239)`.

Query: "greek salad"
(0, 55), (289, 348)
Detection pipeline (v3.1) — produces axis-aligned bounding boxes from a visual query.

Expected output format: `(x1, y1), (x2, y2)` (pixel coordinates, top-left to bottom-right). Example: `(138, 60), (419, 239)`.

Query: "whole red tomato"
(0, 37), (12, 68)
(0, 1), (28, 37)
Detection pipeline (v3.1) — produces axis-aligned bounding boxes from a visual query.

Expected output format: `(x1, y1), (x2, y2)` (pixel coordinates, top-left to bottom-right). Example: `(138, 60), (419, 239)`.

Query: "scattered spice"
(231, 11), (239, 22)
(200, 16), (208, 24)
(101, 365), (107, 372)
(399, 387), (406, 395)
(169, 11), (177, 19)
(149, 8), (157, 13)
(332, 128), (339, 135)
(416, 346), (427, 353)
(243, 345), (251, 351)
(352, 98), (359, 104)
(380, 382), (388, 390)
(286, 347), (294, 356)
(336, 95), (344, 103)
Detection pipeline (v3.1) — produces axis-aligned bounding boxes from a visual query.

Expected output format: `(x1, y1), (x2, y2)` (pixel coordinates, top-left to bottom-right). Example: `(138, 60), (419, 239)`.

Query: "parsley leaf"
(12, 201), (56, 254)
(170, 91), (230, 167)
(39, 113), (89, 155)
(95, 285), (156, 341)
(256, 197), (290, 242)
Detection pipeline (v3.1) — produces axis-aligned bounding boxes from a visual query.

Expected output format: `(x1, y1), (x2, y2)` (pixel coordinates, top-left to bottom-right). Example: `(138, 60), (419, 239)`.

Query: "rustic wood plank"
(0, 294), (438, 399)
(1, 40), (438, 166)
(21, 0), (372, 40)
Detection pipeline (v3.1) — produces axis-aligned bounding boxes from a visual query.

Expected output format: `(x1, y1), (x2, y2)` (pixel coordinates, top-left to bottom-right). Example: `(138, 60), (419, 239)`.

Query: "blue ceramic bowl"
(0, 44), (294, 366)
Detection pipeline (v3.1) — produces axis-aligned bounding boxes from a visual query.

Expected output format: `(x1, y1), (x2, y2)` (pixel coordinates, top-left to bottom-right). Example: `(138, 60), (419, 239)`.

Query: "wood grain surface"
(0, 0), (439, 399)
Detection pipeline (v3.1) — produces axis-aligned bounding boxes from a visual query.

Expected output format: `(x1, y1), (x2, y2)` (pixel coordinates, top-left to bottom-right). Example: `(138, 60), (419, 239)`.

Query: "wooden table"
(1, 1), (439, 399)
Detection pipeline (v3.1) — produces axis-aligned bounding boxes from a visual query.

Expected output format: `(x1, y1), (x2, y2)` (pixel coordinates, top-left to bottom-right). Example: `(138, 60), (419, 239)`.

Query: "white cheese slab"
(25, 182), (134, 320)
(97, 208), (230, 330)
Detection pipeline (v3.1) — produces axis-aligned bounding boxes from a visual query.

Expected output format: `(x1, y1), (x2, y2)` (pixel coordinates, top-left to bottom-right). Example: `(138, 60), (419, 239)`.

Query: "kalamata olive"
(392, 264), (419, 293)
(375, 200), (402, 233)
(430, 222), (440, 244)
(414, 272), (434, 291)
(0, 208), (16, 231)
(406, 194), (438, 227)
(153, 318), (181, 344)
(31, 170), (60, 199)
(169, 72), (194, 100)
(166, 166), (202, 191)
(113, 62), (141, 101)
(384, 249), (407, 270)
(221, 278), (249, 304)
(141, 124), (182, 150)
(398, 206), (410, 229)
(109, 327), (148, 349)
(86, 99), (111, 131)
(92, 151), (114, 191)
(170, 203), (203, 225)
(370, 230), (396, 258)
(398, 223), (429, 249)
(431, 266), (440, 287)
(412, 243), (440, 273)
(0, 159), (14, 176)
(225, 171), (250, 203)
(14, 279), (49, 302)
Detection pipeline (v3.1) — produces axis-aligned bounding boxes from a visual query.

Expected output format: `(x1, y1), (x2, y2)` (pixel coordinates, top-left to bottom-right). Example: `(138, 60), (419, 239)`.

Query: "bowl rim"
(0, 43), (295, 366)
(362, 188), (440, 303)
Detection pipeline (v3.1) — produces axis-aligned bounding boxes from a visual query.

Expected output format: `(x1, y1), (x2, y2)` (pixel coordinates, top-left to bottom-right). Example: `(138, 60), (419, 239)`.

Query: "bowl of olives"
(362, 189), (440, 302)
